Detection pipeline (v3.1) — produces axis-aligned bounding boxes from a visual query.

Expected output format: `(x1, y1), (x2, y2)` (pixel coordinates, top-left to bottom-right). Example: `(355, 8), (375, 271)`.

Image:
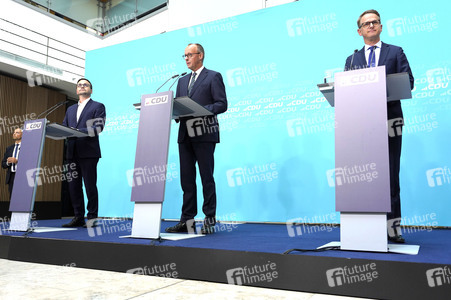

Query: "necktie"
(368, 46), (376, 68)
(188, 72), (197, 96)
(11, 143), (19, 172)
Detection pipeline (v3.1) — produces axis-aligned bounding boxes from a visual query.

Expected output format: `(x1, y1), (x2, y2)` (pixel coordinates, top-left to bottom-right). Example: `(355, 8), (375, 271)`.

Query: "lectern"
(129, 92), (212, 239)
(318, 66), (417, 253)
(9, 119), (88, 231)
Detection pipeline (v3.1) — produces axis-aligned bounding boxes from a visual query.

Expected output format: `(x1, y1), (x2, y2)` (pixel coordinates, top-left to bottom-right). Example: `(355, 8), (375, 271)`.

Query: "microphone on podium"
(168, 72), (187, 91)
(155, 74), (179, 93)
(348, 49), (358, 71)
(36, 100), (70, 120)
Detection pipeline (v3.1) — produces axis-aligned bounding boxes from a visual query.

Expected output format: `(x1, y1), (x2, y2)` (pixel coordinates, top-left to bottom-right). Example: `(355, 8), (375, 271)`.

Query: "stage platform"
(1, 219), (450, 299)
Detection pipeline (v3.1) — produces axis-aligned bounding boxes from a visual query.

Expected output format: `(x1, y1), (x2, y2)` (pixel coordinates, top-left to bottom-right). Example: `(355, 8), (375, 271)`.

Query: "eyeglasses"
(359, 20), (381, 28)
(182, 52), (200, 59)
(77, 83), (91, 88)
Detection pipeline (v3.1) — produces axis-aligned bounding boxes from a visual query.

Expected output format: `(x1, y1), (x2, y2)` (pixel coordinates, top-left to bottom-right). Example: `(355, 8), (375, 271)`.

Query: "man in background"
(2, 128), (23, 199)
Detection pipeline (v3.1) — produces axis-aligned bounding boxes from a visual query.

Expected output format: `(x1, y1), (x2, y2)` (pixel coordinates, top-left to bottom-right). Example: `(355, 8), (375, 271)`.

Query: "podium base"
(318, 241), (420, 255)
(129, 203), (162, 239)
(8, 212), (32, 231)
(340, 213), (388, 252)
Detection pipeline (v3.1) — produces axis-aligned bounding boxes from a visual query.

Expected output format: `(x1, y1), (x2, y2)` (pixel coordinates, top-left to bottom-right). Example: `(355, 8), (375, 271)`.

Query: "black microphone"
(168, 72), (187, 91)
(37, 100), (70, 120)
(156, 74), (179, 93)
(349, 49), (358, 71)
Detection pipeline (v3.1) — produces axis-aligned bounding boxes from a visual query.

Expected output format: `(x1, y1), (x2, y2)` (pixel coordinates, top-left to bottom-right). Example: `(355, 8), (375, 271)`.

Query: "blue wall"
(85, 0), (451, 226)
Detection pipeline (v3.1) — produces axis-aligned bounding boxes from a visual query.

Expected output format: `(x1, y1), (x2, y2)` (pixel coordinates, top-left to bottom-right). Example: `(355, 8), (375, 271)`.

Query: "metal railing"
(0, 18), (85, 78)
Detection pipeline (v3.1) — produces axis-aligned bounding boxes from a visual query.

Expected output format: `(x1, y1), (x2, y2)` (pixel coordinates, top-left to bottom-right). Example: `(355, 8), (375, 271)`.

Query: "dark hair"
(77, 78), (92, 89)
(188, 43), (205, 61)
(357, 9), (381, 28)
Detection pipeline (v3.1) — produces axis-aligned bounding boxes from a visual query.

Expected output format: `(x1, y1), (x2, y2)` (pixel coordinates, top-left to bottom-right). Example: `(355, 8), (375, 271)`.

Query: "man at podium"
(165, 43), (227, 234)
(62, 78), (106, 228)
(344, 9), (414, 243)
(2, 128), (22, 199)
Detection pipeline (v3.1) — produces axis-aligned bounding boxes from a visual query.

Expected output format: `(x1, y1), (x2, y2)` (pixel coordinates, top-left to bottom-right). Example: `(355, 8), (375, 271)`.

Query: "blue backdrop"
(85, 0), (451, 226)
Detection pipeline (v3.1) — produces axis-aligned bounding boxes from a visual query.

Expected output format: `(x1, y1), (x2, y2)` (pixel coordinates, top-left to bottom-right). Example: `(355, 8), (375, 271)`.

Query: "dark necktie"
(188, 72), (197, 96)
(368, 46), (377, 68)
(12, 143), (19, 172)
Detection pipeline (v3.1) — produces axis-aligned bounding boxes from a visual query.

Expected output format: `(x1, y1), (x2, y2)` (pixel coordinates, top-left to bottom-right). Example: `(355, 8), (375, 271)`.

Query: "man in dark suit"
(62, 78), (106, 227)
(2, 128), (22, 199)
(165, 43), (227, 234)
(344, 9), (414, 243)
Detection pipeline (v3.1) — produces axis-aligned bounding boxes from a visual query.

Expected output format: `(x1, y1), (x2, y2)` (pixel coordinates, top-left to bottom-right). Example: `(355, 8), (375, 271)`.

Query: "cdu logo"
(25, 121), (42, 131)
(144, 95), (169, 106)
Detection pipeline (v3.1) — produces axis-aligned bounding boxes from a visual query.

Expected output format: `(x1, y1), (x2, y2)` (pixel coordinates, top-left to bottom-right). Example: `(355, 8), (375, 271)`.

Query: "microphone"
(168, 72), (187, 91)
(156, 74), (179, 93)
(349, 49), (358, 71)
(37, 100), (70, 120)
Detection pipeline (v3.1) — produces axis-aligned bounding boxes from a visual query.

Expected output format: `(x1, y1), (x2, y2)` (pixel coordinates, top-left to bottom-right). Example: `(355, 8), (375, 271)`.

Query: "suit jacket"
(2, 144), (15, 185)
(63, 99), (106, 159)
(345, 42), (414, 119)
(176, 68), (227, 143)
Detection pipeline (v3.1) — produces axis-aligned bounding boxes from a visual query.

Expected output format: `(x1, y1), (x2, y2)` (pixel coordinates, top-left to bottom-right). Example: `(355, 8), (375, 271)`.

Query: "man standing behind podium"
(344, 9), (414, 243)
(62, 78), (106, 227)
(165, 43), (227, 234)
(2, 128), (23, 199)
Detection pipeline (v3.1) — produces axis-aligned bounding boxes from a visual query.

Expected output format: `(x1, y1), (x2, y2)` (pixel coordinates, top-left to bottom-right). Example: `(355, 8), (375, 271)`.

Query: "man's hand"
(6, 157), (18, 164)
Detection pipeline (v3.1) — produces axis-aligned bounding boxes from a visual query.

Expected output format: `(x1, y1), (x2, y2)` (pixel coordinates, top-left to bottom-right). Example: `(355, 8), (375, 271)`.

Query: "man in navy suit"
(344, 9), (414, 243)
(165, 43), (227, 234)
(2, 128), (22, 199)
(62, 78), (106, 227)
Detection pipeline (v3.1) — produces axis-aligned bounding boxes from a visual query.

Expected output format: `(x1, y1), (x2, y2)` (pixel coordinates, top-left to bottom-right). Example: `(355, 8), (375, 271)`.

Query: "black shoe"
(388, 234), (405, 244)
(165, 222), (188, 233)
(201, 224), (215, 235)
(83, 218), (99, 228)
(62, 217), (85, 228)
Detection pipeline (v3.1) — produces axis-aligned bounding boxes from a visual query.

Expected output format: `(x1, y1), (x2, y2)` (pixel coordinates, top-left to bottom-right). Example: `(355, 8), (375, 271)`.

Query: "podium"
(129, 92), (212, 239)
(317, 66), (418, 253)
(9, 119), (88, 231)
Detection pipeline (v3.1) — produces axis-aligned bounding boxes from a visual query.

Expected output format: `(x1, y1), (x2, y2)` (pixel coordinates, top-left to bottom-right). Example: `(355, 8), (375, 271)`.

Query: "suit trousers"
(8, 171), (15, 199)
(179, 140), (216, 223)
(67, 156), (99, 219)
(387, 132), (402, 221)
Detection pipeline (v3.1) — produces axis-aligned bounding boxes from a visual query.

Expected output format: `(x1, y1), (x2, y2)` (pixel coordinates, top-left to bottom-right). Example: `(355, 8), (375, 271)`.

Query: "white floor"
(0, 259), (370, 300)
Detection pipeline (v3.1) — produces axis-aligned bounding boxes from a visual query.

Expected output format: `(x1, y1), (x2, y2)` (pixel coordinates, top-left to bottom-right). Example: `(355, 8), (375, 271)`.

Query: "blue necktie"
(11, 144), (19, 172)
(368, 46), (376, 68)
(188, 72), (197, 97)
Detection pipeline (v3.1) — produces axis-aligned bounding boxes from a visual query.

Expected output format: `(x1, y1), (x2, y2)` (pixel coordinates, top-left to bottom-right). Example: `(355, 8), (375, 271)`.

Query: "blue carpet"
(2, 219), (450, 265)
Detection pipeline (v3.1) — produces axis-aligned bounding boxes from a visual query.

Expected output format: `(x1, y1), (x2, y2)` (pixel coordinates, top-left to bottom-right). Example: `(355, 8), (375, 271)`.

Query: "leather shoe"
(165, 222), (188, 233)
(388, 234), (405, 243)
(62, 217), (85, 228)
